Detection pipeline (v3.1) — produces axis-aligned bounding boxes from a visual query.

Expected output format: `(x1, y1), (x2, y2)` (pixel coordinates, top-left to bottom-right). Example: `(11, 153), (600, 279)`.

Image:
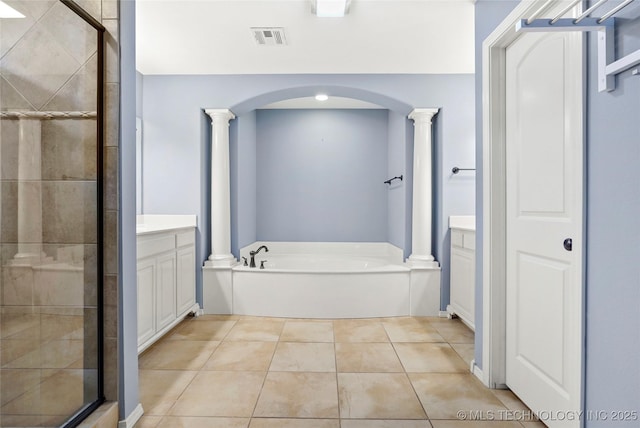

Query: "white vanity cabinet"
(447, 217), (476, 331)
(137, 227), (198, 354)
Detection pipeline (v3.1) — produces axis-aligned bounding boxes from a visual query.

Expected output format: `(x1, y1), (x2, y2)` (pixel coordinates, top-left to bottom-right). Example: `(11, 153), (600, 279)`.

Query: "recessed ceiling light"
(0, 1), (25, 18)
(312, 0), (350, 18)
(315, 94), (329, 101)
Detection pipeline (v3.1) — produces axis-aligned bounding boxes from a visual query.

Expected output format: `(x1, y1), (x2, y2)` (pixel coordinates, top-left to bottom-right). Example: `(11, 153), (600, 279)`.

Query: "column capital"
(205, 108), (236, 123)
(408, 108), (439, 123)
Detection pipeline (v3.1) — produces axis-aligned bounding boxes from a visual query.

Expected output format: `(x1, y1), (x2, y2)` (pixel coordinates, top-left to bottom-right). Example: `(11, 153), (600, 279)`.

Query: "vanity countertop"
(449, 215), (475, 232)
(136, 215), (197, 235)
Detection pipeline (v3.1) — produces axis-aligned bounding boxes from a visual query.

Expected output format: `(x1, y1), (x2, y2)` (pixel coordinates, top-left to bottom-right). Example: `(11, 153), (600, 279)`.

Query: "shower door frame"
(58, 1), (106, 426)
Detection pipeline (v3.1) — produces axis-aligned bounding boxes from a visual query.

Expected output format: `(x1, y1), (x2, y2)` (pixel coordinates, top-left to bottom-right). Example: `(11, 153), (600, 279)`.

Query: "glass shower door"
(0, 1), (104, 426)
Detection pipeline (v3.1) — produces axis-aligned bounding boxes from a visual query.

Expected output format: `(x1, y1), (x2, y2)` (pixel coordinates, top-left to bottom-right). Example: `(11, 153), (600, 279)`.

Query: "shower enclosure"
(0, 0), (104, 426)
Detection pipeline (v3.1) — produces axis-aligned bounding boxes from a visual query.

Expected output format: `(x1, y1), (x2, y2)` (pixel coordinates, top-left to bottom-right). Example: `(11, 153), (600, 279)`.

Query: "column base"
(206, 254), (237, 268)
(406, 254), (440, 269)
(202, 263), (234, 314)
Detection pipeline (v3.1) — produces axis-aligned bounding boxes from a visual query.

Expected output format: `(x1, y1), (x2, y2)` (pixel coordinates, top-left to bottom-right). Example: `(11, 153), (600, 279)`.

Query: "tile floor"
(136, 315), (544, 428)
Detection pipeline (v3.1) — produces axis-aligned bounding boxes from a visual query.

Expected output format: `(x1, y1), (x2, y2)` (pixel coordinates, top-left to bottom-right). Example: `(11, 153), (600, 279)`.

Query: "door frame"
(480, 0), (586, 394)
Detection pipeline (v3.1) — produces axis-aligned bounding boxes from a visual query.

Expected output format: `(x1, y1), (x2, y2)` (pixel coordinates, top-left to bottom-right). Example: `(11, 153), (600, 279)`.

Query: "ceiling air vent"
(251, 27), (287, 46)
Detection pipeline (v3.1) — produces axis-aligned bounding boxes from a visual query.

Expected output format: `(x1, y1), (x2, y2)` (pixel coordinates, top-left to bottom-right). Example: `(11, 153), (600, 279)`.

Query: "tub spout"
(249, 245), (269, 268)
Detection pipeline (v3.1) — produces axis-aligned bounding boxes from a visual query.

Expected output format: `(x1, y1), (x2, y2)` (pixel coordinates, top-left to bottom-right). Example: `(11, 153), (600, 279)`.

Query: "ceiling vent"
(251, 27), (287, 46)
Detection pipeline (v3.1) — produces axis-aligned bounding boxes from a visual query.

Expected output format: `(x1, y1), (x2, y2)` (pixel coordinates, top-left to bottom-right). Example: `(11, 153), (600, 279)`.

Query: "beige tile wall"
(0, 0), (121, 423)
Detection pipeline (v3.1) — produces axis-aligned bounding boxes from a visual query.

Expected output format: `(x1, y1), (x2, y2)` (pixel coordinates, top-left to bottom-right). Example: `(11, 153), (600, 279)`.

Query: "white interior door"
(505, 23), (583, 428)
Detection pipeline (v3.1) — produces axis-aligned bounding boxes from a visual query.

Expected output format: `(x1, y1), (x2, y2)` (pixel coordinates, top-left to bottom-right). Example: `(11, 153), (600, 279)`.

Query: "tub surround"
(204, 242), (440, 318)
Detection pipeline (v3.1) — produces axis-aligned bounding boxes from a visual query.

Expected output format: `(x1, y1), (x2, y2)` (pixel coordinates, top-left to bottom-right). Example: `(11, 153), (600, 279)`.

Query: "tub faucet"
(249, 245), (269, 268)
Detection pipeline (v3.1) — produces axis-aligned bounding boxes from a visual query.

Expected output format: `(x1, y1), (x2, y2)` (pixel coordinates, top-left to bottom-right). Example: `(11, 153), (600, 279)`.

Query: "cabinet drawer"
(463, 232), (476, 250)
(451, 230), (464, 247)
(138, 235), (176, 259)
(176, 230), (195, 248)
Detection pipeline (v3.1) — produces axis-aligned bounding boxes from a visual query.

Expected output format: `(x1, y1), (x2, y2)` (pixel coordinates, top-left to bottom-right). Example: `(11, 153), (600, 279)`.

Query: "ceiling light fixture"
(0, 1), (25, 18)
(315, 94), (329, 101)
(312, 0), (350, 17)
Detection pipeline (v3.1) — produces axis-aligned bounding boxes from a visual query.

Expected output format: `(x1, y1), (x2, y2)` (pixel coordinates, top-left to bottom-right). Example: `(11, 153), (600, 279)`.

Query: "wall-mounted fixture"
(452, 167), (476, 174)
(384, 175), (403, 185)
(0, 0), (25, 18)
(517, 0), (639, 92)
(312, 0), (351, 17)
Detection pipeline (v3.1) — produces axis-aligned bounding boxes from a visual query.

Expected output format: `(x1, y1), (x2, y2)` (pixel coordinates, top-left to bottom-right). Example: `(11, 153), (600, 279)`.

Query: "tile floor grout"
(136, 316), (542, 428)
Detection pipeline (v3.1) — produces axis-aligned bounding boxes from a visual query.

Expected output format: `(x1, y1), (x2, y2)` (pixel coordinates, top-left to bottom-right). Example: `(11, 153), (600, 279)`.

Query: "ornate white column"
(15, 118), (44, 263)
(407, 108), (439, 268)
(204, 109), (236, 267)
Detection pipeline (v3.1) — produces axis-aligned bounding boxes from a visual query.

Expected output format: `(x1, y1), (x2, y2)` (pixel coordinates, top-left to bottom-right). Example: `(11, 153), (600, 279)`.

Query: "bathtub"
(229, 242), (418, 318)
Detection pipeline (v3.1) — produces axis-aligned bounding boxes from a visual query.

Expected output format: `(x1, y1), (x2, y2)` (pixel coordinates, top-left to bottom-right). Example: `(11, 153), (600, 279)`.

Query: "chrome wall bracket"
(517, 15), (640, 92)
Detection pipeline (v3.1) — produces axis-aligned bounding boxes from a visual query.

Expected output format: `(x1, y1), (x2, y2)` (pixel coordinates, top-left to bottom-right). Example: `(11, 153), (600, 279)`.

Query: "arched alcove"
(225, 86), (416, 260)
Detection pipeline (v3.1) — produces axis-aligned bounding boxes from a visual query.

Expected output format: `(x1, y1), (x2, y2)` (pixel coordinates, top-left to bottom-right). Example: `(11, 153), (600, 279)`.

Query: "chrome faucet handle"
(260, 260), (267, 269)
(242, 256), (248, 266)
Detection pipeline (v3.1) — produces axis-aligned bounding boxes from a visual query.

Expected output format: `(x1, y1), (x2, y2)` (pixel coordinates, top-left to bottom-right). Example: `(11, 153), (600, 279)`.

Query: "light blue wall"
(141, 74), (475, 310)
(584, 8), (640, 425)
(230, 112), (257, 256)
(255, 109), (388, 242)
(474, 0), (640, 422)
(387, 111), (411, 258)
(119, 0), (140, 420)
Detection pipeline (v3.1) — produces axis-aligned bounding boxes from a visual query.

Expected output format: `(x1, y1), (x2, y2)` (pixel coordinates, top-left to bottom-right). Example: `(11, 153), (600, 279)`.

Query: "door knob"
(563, 238), (572, 251)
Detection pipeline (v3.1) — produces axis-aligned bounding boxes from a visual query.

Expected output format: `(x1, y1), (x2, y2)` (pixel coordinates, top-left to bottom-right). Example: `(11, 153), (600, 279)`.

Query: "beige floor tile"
(334, 320), (389, 343)
(270, 342), (336, 372)
(491, 390), (539, 422)
(253, 372), (339, 418)
(409, 373), (506, 420)
(156, 416), (249, 428)
(202, 341), (276, 371)
(225, 319), (284, 341)
(167, 320), (236, 341)
(520, 422), (547, 427)
(338, 372), (426, 419)
(133, 416), (163, 428)
(139, 340), (220, 370)
(170, 371), (266, 417)
(382, 319), (445, 342)
(491, 389), (528, 411)
(429, 320), (474, 344)
(430, 422), (522, 428)
(450, 343), (475, 367)
(335, 343), (404, 373)
(138, 370), (197, 416)
(249, 419), (339, 428)
(394, 343), (468, 373)
(280, 321), (334, 342)
(341, 420), (432, 427)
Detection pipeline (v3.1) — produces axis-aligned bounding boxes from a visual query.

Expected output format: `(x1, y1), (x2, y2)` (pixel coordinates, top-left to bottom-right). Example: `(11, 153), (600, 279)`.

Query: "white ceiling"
(136, 0), (476, 75)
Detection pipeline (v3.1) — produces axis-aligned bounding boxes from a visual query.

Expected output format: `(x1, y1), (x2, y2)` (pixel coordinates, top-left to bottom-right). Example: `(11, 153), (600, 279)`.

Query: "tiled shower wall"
(0, 0), (121, 423)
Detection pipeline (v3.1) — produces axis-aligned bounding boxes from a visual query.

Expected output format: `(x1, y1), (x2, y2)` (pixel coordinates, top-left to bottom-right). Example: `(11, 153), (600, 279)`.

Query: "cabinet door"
(156, 252), (177, 331)
(137, 258), (156, 346)
(176, 246), (196, 316)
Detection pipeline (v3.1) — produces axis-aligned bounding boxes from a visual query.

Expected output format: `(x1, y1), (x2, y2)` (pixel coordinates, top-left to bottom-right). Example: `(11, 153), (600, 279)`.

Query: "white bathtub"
(229, 242), (418, 318)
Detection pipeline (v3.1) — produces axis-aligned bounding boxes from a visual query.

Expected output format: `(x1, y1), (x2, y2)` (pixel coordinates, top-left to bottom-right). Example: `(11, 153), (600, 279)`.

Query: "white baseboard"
(438, 310), (449, 318)
(470, 359), (486, 384)
(118, 403), (143, 428)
